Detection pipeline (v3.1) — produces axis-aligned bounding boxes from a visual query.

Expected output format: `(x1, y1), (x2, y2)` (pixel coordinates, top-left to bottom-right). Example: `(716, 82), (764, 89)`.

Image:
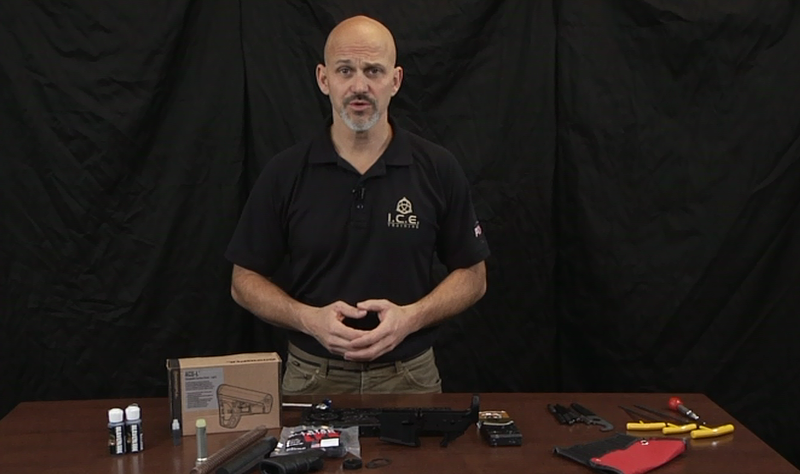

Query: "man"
(225, 15), (489, 394)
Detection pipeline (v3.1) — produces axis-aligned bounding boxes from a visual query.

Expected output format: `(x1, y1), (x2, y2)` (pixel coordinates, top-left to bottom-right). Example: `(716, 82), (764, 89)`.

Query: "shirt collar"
(309, 116), (413, 167)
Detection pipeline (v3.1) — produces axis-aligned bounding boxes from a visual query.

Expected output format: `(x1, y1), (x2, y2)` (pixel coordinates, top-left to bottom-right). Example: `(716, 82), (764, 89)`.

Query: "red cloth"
(591, 438), (686, 474)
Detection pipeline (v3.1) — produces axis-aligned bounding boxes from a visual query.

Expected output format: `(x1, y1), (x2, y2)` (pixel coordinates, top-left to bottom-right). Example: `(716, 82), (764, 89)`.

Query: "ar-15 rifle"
(377, 394), (480, 447)
(299, 394), (481, 447)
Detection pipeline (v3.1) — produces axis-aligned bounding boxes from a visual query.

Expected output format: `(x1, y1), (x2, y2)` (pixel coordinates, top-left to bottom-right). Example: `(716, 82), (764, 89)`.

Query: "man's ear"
(316, 64), (330, 95)
(391, 66), (403, 96)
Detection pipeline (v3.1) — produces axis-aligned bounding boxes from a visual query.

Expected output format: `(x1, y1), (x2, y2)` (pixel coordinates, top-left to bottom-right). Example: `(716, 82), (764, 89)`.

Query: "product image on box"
(218, 384), (274, 428)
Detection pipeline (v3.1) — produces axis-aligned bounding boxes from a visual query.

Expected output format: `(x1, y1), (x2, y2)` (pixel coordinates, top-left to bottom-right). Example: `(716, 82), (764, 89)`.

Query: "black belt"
(288, 346), (429, 373)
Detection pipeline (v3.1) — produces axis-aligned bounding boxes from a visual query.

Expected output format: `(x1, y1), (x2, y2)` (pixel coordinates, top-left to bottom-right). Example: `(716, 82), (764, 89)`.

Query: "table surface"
(0, 392), (797, 474)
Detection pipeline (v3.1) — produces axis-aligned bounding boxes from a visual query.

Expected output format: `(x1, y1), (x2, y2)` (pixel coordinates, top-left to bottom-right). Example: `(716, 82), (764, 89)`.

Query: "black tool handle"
(554, 404), (580, 424)
(570, 403), (596, 417)
(548, 404), (567, 424)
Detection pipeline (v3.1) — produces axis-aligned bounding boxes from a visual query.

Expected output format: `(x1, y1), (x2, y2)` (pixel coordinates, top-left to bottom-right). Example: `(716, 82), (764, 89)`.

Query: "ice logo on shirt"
(396, 197), (413, 215)
(388, 197), (419, 229)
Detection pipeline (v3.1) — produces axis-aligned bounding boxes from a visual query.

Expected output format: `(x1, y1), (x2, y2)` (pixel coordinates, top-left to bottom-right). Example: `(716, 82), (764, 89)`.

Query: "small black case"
(480, 421), (523, 446)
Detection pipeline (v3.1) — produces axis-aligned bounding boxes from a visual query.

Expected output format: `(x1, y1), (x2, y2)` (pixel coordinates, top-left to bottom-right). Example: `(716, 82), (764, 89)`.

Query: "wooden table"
(0, 393), (797, 473)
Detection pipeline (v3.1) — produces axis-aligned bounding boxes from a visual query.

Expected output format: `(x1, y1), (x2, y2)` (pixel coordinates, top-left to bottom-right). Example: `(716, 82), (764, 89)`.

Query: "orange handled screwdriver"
(668, 397), (702, 424)
(668, 396), (735, 439)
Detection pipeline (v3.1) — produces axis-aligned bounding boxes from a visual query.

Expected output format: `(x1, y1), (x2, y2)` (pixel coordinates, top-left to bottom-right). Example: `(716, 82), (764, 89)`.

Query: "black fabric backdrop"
(0, 0), (797, 468)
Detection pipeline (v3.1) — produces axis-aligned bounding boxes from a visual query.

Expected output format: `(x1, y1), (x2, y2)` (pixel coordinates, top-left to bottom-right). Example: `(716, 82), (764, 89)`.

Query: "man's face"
(317, 32), (402, 132)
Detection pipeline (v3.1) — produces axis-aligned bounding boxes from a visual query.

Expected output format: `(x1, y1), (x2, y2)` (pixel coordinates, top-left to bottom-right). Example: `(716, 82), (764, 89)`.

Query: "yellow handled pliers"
(619, 405), (697, 434)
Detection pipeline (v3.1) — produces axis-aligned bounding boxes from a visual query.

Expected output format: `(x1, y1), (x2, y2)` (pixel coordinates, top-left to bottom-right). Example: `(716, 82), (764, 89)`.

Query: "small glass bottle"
(108, 408), (126, 455)
(125, 404), (144, 453)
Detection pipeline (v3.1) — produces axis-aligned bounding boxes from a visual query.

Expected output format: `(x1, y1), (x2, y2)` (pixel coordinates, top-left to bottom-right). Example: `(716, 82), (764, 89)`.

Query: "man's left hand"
(342, 299), (415, 361)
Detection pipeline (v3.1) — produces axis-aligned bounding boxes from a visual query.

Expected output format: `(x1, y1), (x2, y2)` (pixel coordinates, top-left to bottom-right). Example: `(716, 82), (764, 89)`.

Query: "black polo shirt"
(225, 118), (490, 362)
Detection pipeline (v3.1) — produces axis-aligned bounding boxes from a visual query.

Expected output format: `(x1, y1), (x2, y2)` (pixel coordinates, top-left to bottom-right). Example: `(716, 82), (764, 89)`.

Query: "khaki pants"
(282, 343), (442, 395)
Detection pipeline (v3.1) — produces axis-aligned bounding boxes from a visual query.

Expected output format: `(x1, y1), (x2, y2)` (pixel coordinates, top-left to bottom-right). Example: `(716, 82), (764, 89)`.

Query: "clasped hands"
(307, 299), (416, 362)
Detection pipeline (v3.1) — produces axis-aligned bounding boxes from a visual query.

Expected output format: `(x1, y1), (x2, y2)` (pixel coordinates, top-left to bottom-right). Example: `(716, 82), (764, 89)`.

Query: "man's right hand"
(302, 301), (369, 356)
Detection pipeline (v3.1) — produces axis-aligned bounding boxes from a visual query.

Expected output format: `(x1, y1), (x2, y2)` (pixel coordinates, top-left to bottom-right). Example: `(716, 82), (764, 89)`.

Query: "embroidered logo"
(396, 197), (413, 215)
(388, 197), (419, 229)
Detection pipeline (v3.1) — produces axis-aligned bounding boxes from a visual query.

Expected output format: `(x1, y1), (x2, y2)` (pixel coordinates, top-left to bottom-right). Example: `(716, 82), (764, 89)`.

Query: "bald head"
(316, 15), (403, 134)
(324, 16), (397, 67)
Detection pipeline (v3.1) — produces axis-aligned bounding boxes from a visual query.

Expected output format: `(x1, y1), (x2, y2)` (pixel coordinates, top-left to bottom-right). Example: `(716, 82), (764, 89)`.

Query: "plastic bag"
(271, 425), (360, 459)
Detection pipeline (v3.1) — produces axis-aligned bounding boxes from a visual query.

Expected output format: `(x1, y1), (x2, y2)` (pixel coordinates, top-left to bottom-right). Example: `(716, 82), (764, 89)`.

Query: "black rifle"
(299, 394), (481, 447)
(377, 394), (480, 447)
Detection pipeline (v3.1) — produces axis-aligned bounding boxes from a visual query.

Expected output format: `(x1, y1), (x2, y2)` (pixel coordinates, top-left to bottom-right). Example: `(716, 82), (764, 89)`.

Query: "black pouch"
(554, 433), (687, 474)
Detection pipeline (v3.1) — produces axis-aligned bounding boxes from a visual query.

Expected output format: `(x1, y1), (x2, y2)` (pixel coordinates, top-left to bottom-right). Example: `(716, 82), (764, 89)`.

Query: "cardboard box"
(167, 352), (282, 436)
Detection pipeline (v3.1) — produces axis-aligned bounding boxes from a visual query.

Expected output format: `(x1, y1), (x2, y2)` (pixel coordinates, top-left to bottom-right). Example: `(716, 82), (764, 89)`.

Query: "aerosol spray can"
(125, 404), (144, 453)
(108, 408), (126, 455)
